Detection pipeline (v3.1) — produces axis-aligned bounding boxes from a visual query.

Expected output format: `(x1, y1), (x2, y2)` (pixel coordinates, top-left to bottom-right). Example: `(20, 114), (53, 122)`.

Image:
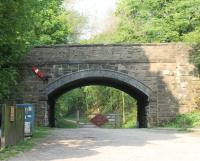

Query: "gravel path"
(8, 128), (200, 161)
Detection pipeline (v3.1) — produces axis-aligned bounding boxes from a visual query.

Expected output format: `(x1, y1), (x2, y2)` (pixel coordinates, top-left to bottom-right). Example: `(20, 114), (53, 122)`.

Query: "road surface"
(8, 128), (200, 161)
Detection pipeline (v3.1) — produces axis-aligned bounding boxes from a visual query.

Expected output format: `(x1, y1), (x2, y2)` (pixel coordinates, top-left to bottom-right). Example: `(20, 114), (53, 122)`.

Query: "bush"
(161, 110), (200, 128)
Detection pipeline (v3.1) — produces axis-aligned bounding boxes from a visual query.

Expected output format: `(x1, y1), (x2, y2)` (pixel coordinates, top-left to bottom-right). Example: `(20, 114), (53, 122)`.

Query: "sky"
(64, 0), (118, 40)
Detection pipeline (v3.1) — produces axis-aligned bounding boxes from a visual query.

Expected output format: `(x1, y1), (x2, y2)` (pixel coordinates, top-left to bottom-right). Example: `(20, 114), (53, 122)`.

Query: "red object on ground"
(90, 114), (108, 127)
(32, 66), (45, 79)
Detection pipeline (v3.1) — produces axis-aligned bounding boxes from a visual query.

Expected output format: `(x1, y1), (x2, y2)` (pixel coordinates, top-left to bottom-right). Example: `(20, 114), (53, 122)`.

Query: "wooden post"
(122, 92), (125, 124)
(76, 110), (80, 128)
(115, 111), (120, 128)
(1, 104), (5, 149)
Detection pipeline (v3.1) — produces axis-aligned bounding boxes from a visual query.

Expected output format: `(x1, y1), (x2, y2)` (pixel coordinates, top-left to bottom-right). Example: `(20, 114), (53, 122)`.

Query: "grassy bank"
(160, 110), (200, 129)
(0, 127), (51, 160)
(56, 119), (77, 128)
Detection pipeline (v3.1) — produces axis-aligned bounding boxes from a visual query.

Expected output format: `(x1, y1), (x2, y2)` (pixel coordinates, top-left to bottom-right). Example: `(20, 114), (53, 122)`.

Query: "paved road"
(8, 128), (200, 161)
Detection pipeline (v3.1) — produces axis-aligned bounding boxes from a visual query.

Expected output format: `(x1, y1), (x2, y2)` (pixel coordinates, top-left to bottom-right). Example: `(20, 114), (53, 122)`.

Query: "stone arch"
(45, 69), (152, 128)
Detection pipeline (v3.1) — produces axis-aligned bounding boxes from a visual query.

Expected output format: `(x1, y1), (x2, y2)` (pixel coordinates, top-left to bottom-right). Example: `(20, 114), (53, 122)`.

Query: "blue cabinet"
(16, 104), (35, 136)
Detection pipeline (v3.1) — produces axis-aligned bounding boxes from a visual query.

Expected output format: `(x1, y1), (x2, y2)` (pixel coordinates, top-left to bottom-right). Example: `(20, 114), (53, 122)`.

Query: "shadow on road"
(9, 128), (197, 161)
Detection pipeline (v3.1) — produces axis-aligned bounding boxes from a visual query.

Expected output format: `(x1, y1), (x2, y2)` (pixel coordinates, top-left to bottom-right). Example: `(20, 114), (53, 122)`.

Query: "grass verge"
(56, 119), (77, 128)
(0, 127), (51, 160)
(160, 110), (200, 129)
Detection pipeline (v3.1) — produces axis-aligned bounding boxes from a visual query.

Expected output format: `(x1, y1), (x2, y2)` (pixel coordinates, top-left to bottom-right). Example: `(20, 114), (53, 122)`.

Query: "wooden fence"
(0, 104), (24, 148)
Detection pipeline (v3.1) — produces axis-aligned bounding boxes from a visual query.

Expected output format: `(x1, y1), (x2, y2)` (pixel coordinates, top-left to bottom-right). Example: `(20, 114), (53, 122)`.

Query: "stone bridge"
(19, 44), (200, 127)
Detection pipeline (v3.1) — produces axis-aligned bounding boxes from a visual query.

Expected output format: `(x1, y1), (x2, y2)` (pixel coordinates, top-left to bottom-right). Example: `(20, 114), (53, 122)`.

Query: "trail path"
(8, 128), (200, 161)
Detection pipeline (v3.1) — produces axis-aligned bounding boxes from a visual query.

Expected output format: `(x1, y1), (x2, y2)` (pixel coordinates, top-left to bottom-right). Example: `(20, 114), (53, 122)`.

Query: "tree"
(0, 0), (83, 101)
(55, 85), (137, 127)
(32, 0), (73, 45)
(55, 88), (86, 118)
(114, 0), (200, 43)
(82, 0), (200, 44)
(0, 0), (35, 100)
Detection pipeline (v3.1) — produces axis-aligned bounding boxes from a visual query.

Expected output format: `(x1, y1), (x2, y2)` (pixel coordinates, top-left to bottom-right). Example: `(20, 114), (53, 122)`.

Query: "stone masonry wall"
(19, 44), (200, 126)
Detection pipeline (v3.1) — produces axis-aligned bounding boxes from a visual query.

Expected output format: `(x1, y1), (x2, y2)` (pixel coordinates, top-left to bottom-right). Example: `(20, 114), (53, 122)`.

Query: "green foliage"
(67, 11), (87, 43)
(55, 86), (137, 128)
(81, 32), (116, 44)
(114, 0), (200, 43)
(160, 110), (200, 128)
(56, 86), (137, 116)
(82, 0), (200, 44)
(55, 88), (86, 119)
(0, 68), (18, 99)
(32, 0), (72, 45)
(56, 119), (77, 128)
(0, 0), (82, 101)
(0, 0), (34, 101)
(122, 108), (137, 128)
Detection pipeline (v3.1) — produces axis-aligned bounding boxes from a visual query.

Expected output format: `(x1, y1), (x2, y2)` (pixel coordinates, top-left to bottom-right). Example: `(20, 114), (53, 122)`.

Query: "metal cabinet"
(16, 104), (35, 136)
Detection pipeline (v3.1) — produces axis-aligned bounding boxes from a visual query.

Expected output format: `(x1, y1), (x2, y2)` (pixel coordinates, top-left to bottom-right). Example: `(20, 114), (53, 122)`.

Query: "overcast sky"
(64, 0), (118, 39)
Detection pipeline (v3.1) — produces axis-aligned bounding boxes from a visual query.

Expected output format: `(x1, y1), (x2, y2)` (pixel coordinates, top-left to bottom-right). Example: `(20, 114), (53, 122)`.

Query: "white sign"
(24, 122), (31, 136)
